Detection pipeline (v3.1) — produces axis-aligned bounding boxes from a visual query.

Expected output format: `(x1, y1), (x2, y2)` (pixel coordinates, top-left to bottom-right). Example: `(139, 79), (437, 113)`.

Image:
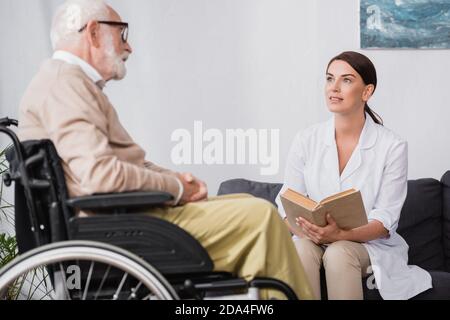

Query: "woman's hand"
(295, 213), (346, 245)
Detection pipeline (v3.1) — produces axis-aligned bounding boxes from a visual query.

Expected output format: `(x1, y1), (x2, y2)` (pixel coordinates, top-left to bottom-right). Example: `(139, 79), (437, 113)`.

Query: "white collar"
(324, 114), (378, 150)
(52, 50), (105, 89)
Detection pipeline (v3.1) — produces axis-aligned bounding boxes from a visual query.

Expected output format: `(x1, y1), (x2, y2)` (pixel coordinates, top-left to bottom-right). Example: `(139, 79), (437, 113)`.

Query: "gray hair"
(50, 0), (110, 50)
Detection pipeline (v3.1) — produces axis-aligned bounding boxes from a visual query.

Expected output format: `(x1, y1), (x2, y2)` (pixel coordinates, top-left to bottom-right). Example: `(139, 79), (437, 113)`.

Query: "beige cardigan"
(18, 59), (181, 200)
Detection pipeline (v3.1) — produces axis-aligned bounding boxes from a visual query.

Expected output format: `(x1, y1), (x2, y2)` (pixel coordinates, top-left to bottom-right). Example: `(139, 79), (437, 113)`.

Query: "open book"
(280, 188), (368, 232)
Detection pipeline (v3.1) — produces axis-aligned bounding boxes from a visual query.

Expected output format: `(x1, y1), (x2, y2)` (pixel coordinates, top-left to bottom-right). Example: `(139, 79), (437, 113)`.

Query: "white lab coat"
(275, 115), (432, 300)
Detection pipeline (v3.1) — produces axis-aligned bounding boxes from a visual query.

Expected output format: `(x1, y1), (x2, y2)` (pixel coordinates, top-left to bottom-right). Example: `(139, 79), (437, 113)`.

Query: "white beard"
(104, 33), (128, 80)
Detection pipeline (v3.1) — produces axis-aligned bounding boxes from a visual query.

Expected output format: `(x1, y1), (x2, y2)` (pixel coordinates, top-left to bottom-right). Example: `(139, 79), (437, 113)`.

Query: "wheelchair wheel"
(0, 240), (178, 300)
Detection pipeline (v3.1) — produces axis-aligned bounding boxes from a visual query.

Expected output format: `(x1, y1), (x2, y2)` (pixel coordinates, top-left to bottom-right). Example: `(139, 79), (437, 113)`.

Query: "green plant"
(0, 234), (21, 300)
(0, 233), (17, 268)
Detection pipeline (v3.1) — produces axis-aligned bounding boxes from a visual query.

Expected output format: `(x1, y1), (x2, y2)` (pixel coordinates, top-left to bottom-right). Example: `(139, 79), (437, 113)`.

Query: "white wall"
(1, 0), (449, 200)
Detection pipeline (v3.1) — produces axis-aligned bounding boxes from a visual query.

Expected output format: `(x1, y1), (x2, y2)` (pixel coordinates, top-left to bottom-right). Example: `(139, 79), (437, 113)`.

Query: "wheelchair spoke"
(94, 265), (111, 300)
(28, 268), (51, 299)
(58, 263), (71, 300)
(127, 281), (142, 300)
(41, 270), (56, 300)
(26, 269), (38, 299)
(112, 272), (128, 300)
(39, 286), (56, 300)
(141, 293), (153, 300)
(18, 268), (52, 299)
(82, 262), (95, 300)
(76, 260), (82, 299)
(12, 273), (27, 300)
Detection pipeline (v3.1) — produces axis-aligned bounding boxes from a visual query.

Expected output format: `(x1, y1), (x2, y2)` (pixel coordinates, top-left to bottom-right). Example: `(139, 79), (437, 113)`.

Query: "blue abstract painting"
(360, 0), (450, 49)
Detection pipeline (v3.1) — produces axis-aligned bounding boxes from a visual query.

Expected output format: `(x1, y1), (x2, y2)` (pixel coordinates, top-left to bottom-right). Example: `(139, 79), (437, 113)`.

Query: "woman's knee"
(293, 238), (324, 265)
(322, 241), (362, 270)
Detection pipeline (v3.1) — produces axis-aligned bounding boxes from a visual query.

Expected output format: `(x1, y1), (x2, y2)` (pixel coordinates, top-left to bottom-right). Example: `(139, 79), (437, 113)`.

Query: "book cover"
(280, 188), (368, 233)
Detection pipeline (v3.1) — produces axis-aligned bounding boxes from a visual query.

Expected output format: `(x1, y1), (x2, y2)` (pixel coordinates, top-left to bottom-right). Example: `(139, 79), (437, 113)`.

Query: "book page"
(319, 188), (356, 205)
(282, 188), (317, 211)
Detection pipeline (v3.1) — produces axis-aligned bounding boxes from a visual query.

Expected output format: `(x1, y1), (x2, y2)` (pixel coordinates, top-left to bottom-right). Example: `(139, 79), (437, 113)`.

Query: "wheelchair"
(0, 117), (298, 300)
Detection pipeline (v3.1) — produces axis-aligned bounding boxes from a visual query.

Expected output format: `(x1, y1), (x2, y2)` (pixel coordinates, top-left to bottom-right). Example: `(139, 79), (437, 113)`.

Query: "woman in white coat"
(275, 51), (432, 300)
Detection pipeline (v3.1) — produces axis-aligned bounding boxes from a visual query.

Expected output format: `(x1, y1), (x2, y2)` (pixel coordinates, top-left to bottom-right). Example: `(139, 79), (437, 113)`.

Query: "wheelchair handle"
(0, 117), (18, 127)
(0, 118), (45, 247)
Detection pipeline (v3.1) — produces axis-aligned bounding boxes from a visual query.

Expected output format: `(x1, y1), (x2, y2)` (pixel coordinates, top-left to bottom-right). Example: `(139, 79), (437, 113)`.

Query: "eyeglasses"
(78, 21), (129, 43)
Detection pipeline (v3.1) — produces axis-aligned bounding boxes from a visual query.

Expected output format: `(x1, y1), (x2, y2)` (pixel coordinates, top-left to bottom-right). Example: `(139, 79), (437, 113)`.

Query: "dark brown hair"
(327, 51), (383, 125)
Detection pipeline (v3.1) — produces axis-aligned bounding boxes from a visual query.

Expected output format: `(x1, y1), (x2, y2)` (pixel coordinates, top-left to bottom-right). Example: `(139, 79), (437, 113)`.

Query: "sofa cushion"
(217, 179), (282, 207)
(441, 171), (450, 272)
(410, 271), (450, 300)
(397, 179), (445, 271)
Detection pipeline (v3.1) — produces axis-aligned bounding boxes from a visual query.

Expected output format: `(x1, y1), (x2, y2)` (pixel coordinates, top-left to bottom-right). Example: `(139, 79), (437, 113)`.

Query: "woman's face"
(325, 60), (373, 116)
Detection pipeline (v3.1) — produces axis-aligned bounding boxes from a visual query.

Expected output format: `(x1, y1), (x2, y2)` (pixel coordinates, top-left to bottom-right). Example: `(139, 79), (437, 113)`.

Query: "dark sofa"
(217, 171), (450, 300)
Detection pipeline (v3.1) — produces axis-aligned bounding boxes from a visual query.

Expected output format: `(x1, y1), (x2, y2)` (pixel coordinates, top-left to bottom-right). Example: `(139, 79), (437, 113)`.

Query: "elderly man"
(18, 0), (313, 300)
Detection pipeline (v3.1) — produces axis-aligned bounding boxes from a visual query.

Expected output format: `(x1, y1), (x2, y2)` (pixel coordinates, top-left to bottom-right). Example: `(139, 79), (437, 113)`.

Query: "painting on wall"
(360, 0), (450, 49)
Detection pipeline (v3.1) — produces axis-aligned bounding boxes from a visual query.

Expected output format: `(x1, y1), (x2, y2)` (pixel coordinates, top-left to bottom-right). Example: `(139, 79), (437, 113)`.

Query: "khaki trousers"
(146, 194), (314, 300)
(293, 238), (371, 300)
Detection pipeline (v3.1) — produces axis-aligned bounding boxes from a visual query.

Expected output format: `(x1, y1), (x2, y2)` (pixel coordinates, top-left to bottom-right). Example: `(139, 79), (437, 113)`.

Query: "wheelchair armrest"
(65, 191), (174, 211)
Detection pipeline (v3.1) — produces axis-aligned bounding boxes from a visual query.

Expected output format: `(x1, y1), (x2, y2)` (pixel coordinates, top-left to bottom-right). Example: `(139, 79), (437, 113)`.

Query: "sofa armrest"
(65, 191), (174, 211)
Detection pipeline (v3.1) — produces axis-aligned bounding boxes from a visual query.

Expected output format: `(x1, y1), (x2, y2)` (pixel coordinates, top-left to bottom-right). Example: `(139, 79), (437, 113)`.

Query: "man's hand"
(177, 172), (208, 204)
(295, 213), (345, 245)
